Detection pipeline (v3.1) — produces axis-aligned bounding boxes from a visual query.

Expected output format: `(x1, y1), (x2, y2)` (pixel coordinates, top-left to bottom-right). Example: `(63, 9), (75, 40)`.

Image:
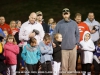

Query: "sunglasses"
(62, 9), (70, 13)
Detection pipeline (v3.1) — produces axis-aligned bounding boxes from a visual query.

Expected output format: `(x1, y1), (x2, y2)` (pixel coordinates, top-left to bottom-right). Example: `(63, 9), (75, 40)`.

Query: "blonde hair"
(6, 35), (17, 44)
(54, 33), (62, 40)
(10, 20), (16, 29)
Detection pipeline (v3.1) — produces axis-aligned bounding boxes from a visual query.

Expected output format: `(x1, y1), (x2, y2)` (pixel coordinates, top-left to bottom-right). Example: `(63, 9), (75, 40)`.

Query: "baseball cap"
(36, 11), (43, 16)
(62, 8), (70, 13)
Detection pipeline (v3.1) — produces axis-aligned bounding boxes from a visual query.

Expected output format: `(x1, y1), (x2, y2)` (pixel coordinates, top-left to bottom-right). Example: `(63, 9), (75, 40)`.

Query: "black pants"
(76, 49), (81, 71)
(26, 64), (38, 75)
(16, 47), (23, 71)
(82, 64), (91, 75)
(41, 61), (52, 75)
(93, 59), (100, 75)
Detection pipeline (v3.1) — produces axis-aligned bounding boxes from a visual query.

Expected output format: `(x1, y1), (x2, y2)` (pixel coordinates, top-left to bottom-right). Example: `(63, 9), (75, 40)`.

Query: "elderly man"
(19, 12), (45, 44)
(0, 16), (12, 34)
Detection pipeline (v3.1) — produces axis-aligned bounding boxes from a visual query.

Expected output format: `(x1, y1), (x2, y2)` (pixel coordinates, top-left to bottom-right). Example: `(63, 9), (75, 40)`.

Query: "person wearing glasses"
(53, 8), (80, 75)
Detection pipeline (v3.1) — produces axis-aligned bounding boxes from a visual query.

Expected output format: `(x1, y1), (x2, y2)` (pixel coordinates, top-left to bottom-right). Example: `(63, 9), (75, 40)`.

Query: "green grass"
(0, 0), (100, 24)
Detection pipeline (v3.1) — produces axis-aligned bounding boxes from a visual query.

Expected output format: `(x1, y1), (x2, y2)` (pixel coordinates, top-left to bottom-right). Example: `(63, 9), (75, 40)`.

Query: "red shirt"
(11, 28), (18, 35)
(78, 22), (90, 41)
(0, 23), (12, 34)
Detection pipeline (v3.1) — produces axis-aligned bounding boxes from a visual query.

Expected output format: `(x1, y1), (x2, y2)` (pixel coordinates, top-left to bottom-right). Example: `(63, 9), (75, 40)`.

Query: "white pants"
(7, 65), (16, 75)
(52, 61), (61, 75)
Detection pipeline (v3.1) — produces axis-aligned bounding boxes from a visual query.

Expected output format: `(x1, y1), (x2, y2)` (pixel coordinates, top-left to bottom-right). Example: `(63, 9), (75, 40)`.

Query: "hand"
(52, 43), (56, 48)
(90, 30), (96, 34)
(75, 45), (78, 49)
(98, 56), (100, 60)
(59, 45), (61, 47)
(29, 32), (35, 38)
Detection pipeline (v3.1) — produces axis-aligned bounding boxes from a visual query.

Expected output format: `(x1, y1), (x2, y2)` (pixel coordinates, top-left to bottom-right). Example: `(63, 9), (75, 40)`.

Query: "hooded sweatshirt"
(80, 31), (95, 64)
(21, 44), (41, 65)
(84, 18), (100, 42)
(3, 42), (19, 65)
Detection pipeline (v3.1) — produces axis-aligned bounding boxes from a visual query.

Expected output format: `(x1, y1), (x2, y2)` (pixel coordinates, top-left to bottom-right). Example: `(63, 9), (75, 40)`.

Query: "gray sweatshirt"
(53, 19), (80, 50)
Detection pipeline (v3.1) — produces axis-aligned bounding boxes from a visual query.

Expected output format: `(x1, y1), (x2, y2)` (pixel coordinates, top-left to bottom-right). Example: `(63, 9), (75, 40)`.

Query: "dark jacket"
(0, 48), (7, 72)
(53, 40), (61, 62)
(42, 21), (49, 33)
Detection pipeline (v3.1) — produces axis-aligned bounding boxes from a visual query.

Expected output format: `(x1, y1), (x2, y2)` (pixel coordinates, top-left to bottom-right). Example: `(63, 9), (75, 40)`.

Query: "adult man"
(19, 12), (45, 44)
(84, 12), (100, 44)
(36, 11), (49, 33)
(53, 8), (80, 75)
(0, 16), (12, 34)
(74, 13), (90, 71)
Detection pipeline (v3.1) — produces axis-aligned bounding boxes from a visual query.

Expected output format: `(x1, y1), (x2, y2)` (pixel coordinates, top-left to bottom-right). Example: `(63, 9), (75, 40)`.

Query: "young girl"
(3, 35), (19, 75)
(80, 31), (95, 75)
(93, 38), (100, 75)
(10, 20), (18, 35)
(21, 38), (41, 75)
(53, 33), (62, 75)
(39, 33), (53, 75)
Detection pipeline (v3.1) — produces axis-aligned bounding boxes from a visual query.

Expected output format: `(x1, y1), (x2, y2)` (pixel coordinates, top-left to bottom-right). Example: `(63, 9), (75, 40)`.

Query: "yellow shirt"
(0, 42), (3, 53)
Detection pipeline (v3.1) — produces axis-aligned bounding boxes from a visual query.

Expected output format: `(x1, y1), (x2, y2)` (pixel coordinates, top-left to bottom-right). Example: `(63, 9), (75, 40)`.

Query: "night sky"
(0, 0), (100, 23)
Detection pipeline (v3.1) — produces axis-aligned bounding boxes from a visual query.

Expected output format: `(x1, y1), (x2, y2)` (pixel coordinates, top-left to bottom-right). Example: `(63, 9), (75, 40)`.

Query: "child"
(3, 35), (19, 75)
(80, 31), (95, 75)
(53, 33), (62, 75)
(10, 20), (18, 35)
(21, 38), (41, 75)
(49, 22), (56, 35)
(93, 38), (100, 75)
(39, 33), (53, 75)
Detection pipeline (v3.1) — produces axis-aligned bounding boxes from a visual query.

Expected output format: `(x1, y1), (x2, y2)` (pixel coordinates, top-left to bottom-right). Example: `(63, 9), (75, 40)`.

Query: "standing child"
(39, 33), (53, 75)
(3, 35), (19, 75)
(53, 33), (62, 75)
(93, 38), (100, 75)
(21, 38), (41, 75)
(80, 31), (95, 75)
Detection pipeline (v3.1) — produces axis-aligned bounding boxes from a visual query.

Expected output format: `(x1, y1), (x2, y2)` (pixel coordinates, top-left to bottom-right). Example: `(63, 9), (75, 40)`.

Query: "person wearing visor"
(36, 11), (49, 33)
(53, 8), (80, 75)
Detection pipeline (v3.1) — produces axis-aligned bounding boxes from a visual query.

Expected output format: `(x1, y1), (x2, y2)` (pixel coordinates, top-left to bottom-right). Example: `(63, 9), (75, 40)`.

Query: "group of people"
(0, 8), (100, 75)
